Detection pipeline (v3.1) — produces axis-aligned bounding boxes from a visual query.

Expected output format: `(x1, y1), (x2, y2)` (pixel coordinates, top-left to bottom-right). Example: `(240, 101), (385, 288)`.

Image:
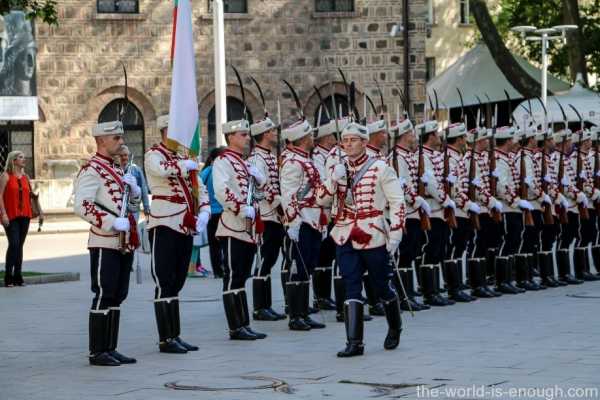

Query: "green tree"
(0, 0), (58, 25)
(494, 0), (600, 89)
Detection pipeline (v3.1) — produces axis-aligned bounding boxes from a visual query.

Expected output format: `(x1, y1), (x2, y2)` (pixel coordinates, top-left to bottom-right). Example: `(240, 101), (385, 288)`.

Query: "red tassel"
(319, 209), (329, 226)
(255, 212), (265, 235)
(183, 210), (196, 231)
(349, 223), (372, 245)
(127, 214), (140, 249)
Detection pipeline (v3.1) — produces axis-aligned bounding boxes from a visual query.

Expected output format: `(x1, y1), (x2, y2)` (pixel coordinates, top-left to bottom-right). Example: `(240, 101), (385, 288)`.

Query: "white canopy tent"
(427, 43), (570, 109)
(512, 78), (600, 129)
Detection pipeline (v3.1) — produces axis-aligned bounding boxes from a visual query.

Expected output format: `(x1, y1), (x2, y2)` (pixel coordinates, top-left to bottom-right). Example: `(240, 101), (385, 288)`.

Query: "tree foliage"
(494, 0), (600, 89)
(0, 0), (58, 25)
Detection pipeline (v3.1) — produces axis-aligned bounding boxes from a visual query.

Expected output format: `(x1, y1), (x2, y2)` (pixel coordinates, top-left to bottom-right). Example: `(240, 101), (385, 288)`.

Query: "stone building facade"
(29, 0), (427, 209)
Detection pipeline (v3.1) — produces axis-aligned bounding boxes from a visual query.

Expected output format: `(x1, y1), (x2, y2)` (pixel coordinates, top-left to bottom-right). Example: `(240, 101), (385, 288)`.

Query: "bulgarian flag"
(167, 0), (201, 156)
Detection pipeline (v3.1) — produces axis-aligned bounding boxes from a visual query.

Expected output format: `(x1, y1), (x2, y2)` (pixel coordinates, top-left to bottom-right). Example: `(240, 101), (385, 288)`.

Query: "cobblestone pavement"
(1, 233), (599, 400)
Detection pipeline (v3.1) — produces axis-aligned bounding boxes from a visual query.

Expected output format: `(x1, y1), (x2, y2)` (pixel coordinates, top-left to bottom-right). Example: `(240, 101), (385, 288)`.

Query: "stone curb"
(22, 272), (80, 285)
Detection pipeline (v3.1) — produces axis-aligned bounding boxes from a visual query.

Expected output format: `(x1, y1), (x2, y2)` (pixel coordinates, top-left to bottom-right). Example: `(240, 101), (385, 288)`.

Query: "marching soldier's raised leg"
(146, 115), (211, 352)
(74, 121), (142, 366)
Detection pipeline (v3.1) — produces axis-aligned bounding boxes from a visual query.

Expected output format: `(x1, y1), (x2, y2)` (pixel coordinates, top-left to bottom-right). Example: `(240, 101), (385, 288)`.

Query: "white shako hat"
(93, 121), (124, 137)
(553, 128), (572, 144)
(494, 125), (516, 140)
(367, 119), (387, 136)
(250, 117), (276, 136)
(389, 118), (414, 139)
(466, 127), (488, 143)
(445, 122), (468, 140)
(570, 129), (592, 143)
(315, 117), (350, 139)
(535, 127), (553, 142)
(157, 114), (169, 130)
(590, 126), (600, 141)
(223, 119), (250, 135)
(415, 120), (439, 137)
(282, 119), (312, 142)
(341, 122), (369, 140)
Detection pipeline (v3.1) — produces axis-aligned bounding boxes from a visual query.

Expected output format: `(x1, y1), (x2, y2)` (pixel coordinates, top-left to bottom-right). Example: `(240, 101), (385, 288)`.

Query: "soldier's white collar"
(348, 152), (369, 167)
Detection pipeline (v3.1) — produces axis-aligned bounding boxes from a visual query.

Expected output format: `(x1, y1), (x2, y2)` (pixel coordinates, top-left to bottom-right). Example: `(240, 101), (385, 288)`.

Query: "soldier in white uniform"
(311, 118), (343, 311)
(366, 119), (387, 160)
(212, 119), (269, 340)
(145, 115), (211, 353)
(280, 119), (328, 331)
(589, 127), (600, 275)
(248, 117), (287, 321)
(389, 119), (430, 312)
(74, 121), (141, 366)
(414, 121), (456, 307)
(321, 122), (405, 358)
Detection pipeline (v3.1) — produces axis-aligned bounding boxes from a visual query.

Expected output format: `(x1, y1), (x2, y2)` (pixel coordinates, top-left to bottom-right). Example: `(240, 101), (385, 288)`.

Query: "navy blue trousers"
(289, 223), (322, 282)
(336, 242), (397, 302)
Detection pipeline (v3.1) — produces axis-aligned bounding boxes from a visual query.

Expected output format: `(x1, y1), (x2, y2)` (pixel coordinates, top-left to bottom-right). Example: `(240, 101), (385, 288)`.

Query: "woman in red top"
(0, 151), (33, 287)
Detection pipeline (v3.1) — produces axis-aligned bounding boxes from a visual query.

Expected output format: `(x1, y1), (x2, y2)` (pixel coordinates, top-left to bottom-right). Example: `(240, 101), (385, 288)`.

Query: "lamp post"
(511, 24), (577, 108)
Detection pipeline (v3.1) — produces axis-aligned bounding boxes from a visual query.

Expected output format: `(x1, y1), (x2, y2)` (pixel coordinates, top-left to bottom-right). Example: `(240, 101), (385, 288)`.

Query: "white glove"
(444, 198), (456, 210)
(466, 201), (481, 214)
(248, 165), (266, 186)
(596, 171), (600, 178)
(420, 173), (432, 186)
(287, 223), (300, 242)
(541, 193), (552, 205)
(322, 229), (328, 241)
(471, 177), (482, 188)
(576, 192), (589, 208)
(524, 176), (534, 187)
(414, 196), (431, 216)
(592, 189), (600, 202)
(579, 170), (587, 179)
(561, 176), (570, 187)
(122, 173), (141, 197)
(557, 193), (569, 209)
(386, 239), (401, 254)
(446, 174), (457, 185)
(243, 205), (255, 221)
(492, 168), (500, 178)
(113, 217), (130, 232)
(332, 164), (347, 184)
(492, 198), (504, 212)
(196, 210), (210, 233)
(543, 174), (553, 184)
(398, 177), (407, 189)
(183, 159), (199, 172)
(518, 199), (534, 211)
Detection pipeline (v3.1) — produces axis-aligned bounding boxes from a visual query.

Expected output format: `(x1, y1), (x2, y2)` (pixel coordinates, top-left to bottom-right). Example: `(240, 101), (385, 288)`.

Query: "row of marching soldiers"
(74, 107), (600, 366)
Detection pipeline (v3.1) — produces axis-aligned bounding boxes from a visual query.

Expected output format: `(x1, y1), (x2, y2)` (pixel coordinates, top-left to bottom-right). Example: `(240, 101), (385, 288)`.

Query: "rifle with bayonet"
(536, 97), (555, 225)
(569, 103), (590, 220)
(436, 90), (457, 228)
(554, 98), (570, 224)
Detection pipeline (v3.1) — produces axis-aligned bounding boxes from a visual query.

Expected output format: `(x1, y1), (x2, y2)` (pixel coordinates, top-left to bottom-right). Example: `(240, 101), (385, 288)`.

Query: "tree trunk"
(562, 0), (587, 85)
(470, 0), (543, 98)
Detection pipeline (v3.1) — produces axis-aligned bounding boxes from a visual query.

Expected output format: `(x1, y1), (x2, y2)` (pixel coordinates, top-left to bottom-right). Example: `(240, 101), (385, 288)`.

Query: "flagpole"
(213, 0), (227, 146)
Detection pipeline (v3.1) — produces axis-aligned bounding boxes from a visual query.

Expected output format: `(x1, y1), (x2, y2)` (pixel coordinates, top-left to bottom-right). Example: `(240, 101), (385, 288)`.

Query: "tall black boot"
(301, 281), (326, 328)
(171, 299), (199, 350)
(486, 248), (497, 286)
(287, 283), (312, 331)
(265, 277), (286, 320)
(383, 296), (402, 350)
(313, 268), (336, 310)
(238, 290), (267, 339)
(537, 252), (559, 287)
(557, 249), (583, 284)
(479, 258), (502, 296)
(333, 276), (346, 322)
(495, 256), (520, 294)
(252, 278), (279, 321)
(155, 299), (187, 353)
(107, 308), (136, 364)
(395, 266), (429, 311)
(444, 260), (475, 302)
(574, 247), (600, 281)
(507, 256), (526, 293)
(223, 292), (257, 340)
(592, 246), (600, 276)
(527, 253), (546, 289)
(337, 300), (364, 357)
(515, 254), (540, 291)
(421, 264), (452, 306)
(469, 258), (494, 298)
(363, 273), (385, 316)
(89, 310), (120, 366)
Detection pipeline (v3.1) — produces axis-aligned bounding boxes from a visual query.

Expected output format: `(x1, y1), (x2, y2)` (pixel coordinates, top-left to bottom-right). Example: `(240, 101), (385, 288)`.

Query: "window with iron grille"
(459, 0), (471, 24)
(315, 0), (354, 12)
(97, 0), (139, 14)
(208, 0), (248, 13)
(98, 99), (145, 169)
(0, 121), (35, 178)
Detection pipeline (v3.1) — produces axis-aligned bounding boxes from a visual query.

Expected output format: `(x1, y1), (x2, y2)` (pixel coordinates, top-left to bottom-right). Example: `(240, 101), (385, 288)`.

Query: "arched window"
(313, 94), (356, 126)
(98, 98), (145, 168)
(207, 97), (253, 152)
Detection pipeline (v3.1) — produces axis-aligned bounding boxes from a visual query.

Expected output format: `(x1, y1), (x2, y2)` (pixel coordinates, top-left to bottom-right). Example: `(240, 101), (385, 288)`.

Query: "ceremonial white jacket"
(323, 152), (405, 249)
(550, 150), (582, 214)
(280, 146), (328, 232)
(74, 153), (141, 251)
(248, 145), (282, 224)
(515, 148), (543, 210)
(421, 146), (451, 219)
(390, 145), (420, 220)
(213, 148), (264, 244)
(446, 146), (470, 219)
(494, 149), (521, 213)
(366, 144), (385, 161)
(312, 144), (334, 221)
(145, 143), (210, 235)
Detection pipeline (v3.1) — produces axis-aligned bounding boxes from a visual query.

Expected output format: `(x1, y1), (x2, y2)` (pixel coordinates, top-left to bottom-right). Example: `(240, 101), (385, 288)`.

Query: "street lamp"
(511, 24), (578, 107)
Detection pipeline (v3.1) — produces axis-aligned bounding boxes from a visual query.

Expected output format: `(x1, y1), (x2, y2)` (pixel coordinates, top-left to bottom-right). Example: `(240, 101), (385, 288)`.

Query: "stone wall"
(34, 0), (426, 187)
